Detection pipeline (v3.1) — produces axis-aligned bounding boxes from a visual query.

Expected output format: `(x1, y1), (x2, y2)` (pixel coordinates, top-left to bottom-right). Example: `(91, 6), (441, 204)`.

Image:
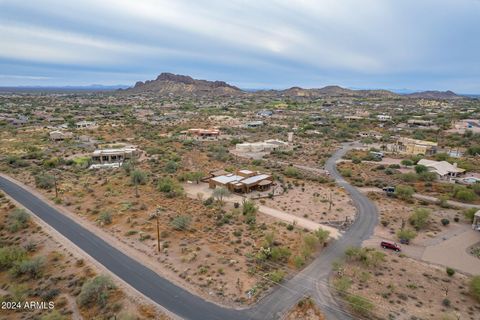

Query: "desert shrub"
(0, 246), (26, 270)
(164, 160), (179, 173)
(157, 177), (183, 197)
(446, 267), (455, 277)
(397, 228), (417, 241)
(130, 170), (147, 185)
(170, 215), (192, 231)
(344, 247), (385, 268)
(293, 255), (305, 269)
(6, 156), (29, 168)
(333, 276), (352, 294)
(40, 310), (68, 320)
(35, 174), (55, 189)
(270, 247), (291, 262)
(314, 229), (330, 244)
(467, 145), (480, 156)
(400, 159), (413, 166)
(469, 276), (480, 302)
(8, 208), (30, 232)
(441, 218), (450, 226)
(340, 169), (352, 177)
(464, 208), (478, 223)
(398, 172), (418, 183)
(212, 187), (231, 202)
(346, 294), (374, 315)
(409, 208), (431, 230)
(43, 157), (62, 168)
(352, 157), (361, 164)
(242, 200), (258, 225)
(98, 212), (112, 225)
(42, 288), (61, 301)
(11, 257), (44, 279)
(284, 166), (301, 178)
(415, 164), (428, 174)
(395, 185), (414, 201)
(438, 195), (450, 208)
(203, 197), (214, 206)
(77, 275), (116, 307)
(453, 186), (477, 202)
(419, 172), (437, 182)
(442, 298), (451, 307)
(244, 212), (256, 225)
(268, 270), (285, 283)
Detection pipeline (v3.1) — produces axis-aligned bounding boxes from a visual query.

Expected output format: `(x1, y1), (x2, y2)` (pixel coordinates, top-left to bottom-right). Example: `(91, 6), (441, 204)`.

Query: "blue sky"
(0, 0), (479, 92)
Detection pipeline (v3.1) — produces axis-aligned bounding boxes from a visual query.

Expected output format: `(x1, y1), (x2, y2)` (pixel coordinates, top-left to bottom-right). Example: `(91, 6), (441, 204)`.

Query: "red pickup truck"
(380, 241), (401, 252)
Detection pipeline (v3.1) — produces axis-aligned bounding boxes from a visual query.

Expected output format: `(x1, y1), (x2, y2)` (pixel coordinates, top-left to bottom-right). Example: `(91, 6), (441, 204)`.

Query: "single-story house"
(417, 159), (465, 179)
(396, 137), (438, 155)
(377, 114), (392, 121)
(49, 130), (73, 141)
(180, 128), (220, 140)
(208, 169), (273, 193)
(244, 121), (264, 128)
(236, 140), (289, 153)
(91, 146), (139, 164)
(76, 120), (97, 129)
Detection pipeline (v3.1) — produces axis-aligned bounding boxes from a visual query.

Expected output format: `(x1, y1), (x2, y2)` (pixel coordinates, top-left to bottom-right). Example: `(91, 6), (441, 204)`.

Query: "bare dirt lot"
(261, 180), (356, 225)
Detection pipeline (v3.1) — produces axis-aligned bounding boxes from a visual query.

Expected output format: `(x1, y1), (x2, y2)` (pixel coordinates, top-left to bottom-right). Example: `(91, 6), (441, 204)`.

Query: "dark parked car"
(382, 186), (395, 196)
(380, 241), (401, 252)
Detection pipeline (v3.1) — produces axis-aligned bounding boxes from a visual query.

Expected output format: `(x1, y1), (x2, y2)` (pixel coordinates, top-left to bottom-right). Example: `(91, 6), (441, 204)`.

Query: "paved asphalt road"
(0, 143), (378, 320)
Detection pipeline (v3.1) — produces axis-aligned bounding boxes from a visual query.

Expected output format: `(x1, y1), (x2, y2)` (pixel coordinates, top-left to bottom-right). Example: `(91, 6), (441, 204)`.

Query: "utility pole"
(154, 206), (164, 253)
(328, 191), (332, 212)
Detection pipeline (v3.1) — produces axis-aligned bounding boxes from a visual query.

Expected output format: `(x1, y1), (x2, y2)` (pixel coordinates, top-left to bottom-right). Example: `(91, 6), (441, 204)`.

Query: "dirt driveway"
(364, 226), (480, 275)
(183, 182), (340, 238)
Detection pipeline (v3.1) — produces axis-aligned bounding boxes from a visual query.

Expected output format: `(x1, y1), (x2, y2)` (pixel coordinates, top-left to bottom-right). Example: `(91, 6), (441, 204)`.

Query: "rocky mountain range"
(126, 73), (241, 96)
(123, 73), (462, 99)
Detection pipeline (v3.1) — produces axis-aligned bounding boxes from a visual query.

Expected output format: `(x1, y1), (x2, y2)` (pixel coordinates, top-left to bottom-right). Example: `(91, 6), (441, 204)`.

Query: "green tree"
(453, 187), (477, 202)
(395, 185), (414, 201)
(409, 208), (431, 230)
(314, 229), (330, 245)
(415, 164), (428, 174)
(397, 228), (417, 242)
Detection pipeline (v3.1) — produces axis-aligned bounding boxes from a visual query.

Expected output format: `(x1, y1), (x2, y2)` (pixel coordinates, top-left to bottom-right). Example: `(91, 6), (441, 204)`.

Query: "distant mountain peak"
(406, 90), (460, 99)
(128, 73), (241, 96)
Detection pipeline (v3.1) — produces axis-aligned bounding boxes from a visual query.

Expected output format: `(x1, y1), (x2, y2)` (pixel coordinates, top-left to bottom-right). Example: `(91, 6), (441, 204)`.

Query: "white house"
(376, 114), (392, 121)
(235, 140), (288, 153)
(76, 120), (97, 129)
(49, 130), (73, 141)
(417, 159), (465, 179)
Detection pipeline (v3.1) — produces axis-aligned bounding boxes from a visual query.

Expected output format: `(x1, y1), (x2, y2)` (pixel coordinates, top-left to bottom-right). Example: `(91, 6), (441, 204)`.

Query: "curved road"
(0, 143), (378, 320)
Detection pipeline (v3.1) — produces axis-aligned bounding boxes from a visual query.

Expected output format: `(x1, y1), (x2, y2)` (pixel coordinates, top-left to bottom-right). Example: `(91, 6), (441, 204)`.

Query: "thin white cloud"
(0, 0), (479, 90)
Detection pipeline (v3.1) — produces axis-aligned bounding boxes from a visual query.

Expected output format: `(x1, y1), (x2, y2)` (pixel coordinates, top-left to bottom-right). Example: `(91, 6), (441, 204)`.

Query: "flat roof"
(241, 174), (271, 185)
(92, 147), (136, 155)
(211, 174), (243, 184)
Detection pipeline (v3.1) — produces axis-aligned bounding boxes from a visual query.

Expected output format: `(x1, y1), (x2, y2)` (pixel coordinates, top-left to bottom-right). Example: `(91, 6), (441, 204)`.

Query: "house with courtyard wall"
(208, 169), (273, 193)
